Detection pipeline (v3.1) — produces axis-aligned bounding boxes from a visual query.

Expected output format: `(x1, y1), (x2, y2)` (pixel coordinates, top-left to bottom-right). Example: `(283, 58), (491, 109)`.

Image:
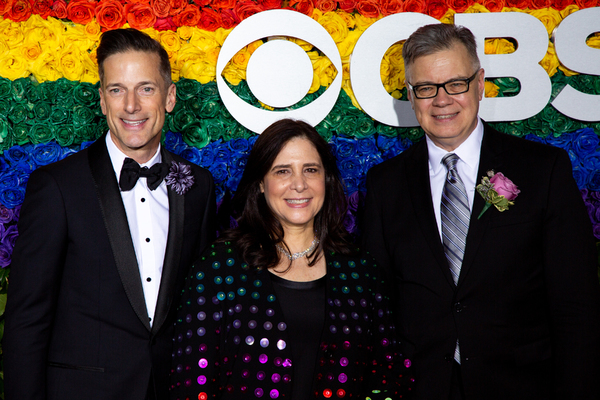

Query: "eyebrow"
(412, 76), (471, 86)
(271, 162), (322, 170)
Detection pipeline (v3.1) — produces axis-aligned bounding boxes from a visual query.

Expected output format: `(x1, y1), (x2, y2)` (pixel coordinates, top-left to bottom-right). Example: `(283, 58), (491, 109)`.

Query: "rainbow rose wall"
(1, 0), (600, 394)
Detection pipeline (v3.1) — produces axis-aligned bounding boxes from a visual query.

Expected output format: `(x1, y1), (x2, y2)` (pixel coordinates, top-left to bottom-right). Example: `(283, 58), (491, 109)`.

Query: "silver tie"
(441, 153), (470, 364)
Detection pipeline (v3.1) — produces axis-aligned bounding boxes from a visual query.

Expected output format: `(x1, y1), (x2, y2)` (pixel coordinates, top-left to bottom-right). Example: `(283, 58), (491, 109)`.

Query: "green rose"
(183, 123), (211, 148)
(200, 81), (220, 100)
(0, 118), (11, 150)
(405, 127), (424, 142)
(353, 116), (375, 139)
(8, 104), (28, 125)
(0, 99), (11, 119)
(376, 123), (401, 138)
(494, 77), (520, 98)
(74, 125), (100, 142)
(170, 107), (196, 133)
(50, 107), (70, 125)
(28, 124), (55, 144)
(0, 78), (11, 98)
(323, 113), (343, 131)
(33, 101), (53, 122)
(315, 123), (332, 142)
(227, 123), (252, 140)
(56, 78), (75, 102)
(72, 105), (96, 128)
(26, 82), (42, 104)
(55, 126), (75, 147)
(232, 81), (257, 106)
(203, 119), (227, 142)
(40, 80), (58, 102)
(176, 78), (201, 101)
(335, 115), (358, 137)
(11, 123), (30, 145)
(11, 78), (28, 104)
(73, 82), (100, 106)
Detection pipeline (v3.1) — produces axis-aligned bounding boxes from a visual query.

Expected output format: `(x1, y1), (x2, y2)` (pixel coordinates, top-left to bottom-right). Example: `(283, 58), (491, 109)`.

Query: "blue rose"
(524, 133), (546, 144)
(80, 141), (95, 150)
(228, 138), (250, 153)
(31, 142), (62, 166)
(582, 155), (600, 173)
(338, 158), (361, 181)
(214, 146), (232, 164)
(356, 137), (377, 156)
(572, 165), (590, 190)
(209, 162), (229, 184)
(226, 171), (243, 193)
(342, 176), (359, 194)
(164, 131), (188, 155)
(588, 168), (600, 191)
(333, 137), (357, 159)
(180, 147), (202, 166)
(573, 128), (599, 159)
(60, 147), (78, 160)
(0, 187), (25, 208)
(5, 145), (35, 172)
(363, 153), (384, 175)
(545, 132), (573, 151)
(199, 140), (220, 168)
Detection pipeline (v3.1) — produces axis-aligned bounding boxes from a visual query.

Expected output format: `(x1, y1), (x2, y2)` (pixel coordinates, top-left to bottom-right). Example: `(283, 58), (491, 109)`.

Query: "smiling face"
(260, 137), (326, 234)
(407, 42), (484, 152)
(99, 50), (176, 163)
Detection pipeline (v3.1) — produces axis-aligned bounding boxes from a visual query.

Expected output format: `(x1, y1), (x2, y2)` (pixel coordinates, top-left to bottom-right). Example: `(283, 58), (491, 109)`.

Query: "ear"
(477, 68), (485, 101)
(259, 181), (264, 193)
(166, 83), (176, 113)
(406, 81), (415, 110)
(99, 87), (107, 115)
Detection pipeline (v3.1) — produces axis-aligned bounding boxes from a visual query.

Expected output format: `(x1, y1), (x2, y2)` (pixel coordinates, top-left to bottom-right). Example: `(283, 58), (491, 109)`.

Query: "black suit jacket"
(4, 135), (216, 400)
(363, 123), (600, 399)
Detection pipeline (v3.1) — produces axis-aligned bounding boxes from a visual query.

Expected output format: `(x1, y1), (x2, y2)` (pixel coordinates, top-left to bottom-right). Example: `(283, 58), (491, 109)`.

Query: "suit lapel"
(406, 141), (457, 288)
(458, 124), (505, 287)
(152, 151), (185, 335)
(88, 136), (151, 331)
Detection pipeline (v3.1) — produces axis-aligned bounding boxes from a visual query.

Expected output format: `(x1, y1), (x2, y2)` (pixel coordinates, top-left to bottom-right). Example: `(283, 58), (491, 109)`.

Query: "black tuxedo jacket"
(363, 124), (600, 399)
(4, 135), (216, 400)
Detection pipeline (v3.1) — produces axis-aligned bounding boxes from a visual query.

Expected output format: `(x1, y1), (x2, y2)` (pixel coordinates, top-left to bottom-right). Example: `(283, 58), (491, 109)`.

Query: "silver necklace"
(276, 237), (320, 261)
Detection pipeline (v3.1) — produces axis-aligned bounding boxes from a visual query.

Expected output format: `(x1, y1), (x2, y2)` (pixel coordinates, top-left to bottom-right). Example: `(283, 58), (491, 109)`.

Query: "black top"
(270, 273), (326, 400)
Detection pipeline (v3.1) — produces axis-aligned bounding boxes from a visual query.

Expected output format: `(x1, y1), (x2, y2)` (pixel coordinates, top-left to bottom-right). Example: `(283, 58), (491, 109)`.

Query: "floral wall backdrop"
(1, 0), (600, 395)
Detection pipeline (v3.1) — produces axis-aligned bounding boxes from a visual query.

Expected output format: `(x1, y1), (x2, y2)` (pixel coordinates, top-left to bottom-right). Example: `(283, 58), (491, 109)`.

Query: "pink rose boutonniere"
(476, 170), (520, 219)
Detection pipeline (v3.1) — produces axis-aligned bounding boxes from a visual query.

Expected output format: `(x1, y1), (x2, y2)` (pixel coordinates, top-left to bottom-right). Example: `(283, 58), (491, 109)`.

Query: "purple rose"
(593, 223), (600, 240)
(0, 241), (12, 267)
(0, 204), (13, 224)
(2, 224), (19, 247)
(490, 172), (520, 201)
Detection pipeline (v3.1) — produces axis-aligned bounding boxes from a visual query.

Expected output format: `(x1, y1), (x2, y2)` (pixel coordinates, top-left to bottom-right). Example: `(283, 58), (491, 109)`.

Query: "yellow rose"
(464, 3), (490, 13)
(220, 62), (245, 85)
(288, 37), (314, 52)
(317, 11), (348, 44)
(177, 43), (217, 84)
(337, 29), (362, 59)
(353, 14), (378, 31)
(188, 29), (220, 53)
(84, 20), (102, 42)
(30, 51), (62, 83)
(342, 80), (361, 109)
(182, 60), (216, 85)
(0, 49), (30, 80)
(22, 42), (42, 63)
(0, 19), (25, 50)
(381, 42), (405, 93)
(560, 4), (579, 19)
(484, 38), (515, 55)
(528, 8), (562, 37)
(539, 41), (559, 77)
(141, 27), (161, 42)
(58, 44), (85, 81)
(177, 26), (194, 41)
(247, 40), (262, 54)
(214, 27), (231, 47)
(160, 30), (182, 61)
(311, 9), (323, 22)
(335, 10), (355, 29)
(484, 80), (499, 97)
(313, 54), (336, 88)
(24, 17), (62, 55)
(80, 53), (100, 84)
(587, 33), (600, 49)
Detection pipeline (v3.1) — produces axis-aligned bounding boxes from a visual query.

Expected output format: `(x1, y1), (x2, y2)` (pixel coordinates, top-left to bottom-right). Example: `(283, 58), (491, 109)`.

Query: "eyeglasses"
(408, 70), (480, 99)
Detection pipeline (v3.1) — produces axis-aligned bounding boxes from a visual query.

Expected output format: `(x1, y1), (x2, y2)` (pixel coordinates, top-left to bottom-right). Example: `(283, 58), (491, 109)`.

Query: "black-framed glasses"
(408, 70), (480, 99)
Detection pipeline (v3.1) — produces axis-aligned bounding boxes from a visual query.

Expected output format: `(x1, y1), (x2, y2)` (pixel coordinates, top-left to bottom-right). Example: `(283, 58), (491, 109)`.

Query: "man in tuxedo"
(363, 23), (600, 399)
(4, 29), (216, 400)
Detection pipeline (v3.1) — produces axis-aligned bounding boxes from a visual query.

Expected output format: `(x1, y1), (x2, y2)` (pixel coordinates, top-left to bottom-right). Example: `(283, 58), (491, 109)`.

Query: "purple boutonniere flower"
(476, 170), (520, 219)
(165, 161), (194, 195)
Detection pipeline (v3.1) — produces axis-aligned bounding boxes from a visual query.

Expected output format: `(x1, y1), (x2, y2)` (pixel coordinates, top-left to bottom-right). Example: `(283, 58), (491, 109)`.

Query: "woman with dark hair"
(170, 119), (412, 400)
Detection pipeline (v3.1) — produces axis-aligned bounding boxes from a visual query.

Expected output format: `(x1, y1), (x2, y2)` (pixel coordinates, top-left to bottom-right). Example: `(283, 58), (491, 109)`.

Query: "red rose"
(96, 0), (126, 30)
(427, 0), (447, 18)
(125, 2), (156, 30)
(219, 8), (240, 29)
(0, 0), (11, 15)
(404, 0), (427, 13)
(481, 0), (504, 12)
(211, 0), (235, 9)
(257, 0), (281, 10)
(530, 0), (550, 8)
(356, 0), (380, 18)
(380, 0), (404, 15)
(234, 0), (263, 21)
(448, 0), (470, 13)
(505, 0), (529, 8)
(173, 3), (200, 26)
(7, 0), (32, 21)
(315, 0), (337, 12)
(168, 0), (184, 15)
(289, 0), (314, 16)
(154, 16), (176, 30)
(51, 0), (66, 18)
(338, 0), (356, 12)
(66, 0), (96, 25)
(32, 0), (53, 18)
(576, 0), (597, 8)
(198, 7), (221, 31)
(150, 0), (169, 18)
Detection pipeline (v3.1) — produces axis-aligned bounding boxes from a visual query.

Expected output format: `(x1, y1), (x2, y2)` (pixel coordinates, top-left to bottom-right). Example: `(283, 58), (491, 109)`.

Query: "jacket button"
(454, 302), (463, 312)
(444, 354), (453, 362)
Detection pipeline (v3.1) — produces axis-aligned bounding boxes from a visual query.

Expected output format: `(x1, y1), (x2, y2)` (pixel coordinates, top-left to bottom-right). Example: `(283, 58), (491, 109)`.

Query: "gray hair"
(403, 23), (480, 82)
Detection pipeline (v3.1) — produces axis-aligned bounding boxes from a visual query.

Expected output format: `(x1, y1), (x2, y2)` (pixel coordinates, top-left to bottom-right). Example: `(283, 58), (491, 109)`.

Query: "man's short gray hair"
(403, 23), (481, 82)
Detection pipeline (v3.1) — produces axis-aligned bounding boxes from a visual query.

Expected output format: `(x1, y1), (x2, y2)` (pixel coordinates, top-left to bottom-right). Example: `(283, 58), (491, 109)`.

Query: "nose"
(432, 86), (454, 107)
(124, 90), (141, 114)
(290, 172), (308, 192)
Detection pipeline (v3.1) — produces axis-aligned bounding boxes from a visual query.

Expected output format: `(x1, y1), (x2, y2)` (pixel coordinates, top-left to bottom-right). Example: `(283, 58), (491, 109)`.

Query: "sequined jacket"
(170, 241), (412, 400)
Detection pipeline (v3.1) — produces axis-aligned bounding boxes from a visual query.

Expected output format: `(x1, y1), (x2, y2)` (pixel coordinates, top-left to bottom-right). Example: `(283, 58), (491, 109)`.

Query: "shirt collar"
(105, 131), (162, 179)
(427, 118), (484, 174)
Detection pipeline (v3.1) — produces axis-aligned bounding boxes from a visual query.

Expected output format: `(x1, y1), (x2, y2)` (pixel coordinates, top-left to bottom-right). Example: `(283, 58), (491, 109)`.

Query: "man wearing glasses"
(363, 23), (600, 400)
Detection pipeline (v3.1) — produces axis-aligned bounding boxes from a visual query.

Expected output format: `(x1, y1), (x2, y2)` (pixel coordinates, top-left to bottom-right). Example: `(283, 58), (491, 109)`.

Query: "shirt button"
(146, 277), (151, 282)
(146, 238), (150, 242)
(141, 198), (146, 202)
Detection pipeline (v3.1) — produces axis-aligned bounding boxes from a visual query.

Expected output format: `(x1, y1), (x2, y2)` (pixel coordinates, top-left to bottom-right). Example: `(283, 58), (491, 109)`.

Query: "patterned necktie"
(119, 158), (169, 191)
(440, 153), (470, 364)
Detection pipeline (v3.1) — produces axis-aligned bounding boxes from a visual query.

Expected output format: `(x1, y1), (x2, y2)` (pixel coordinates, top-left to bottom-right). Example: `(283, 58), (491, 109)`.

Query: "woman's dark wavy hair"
(220, 118), (353, 271)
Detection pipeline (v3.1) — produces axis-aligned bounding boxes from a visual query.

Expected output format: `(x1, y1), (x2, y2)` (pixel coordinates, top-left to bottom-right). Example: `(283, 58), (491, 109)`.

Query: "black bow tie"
(119, 158), (169, 191)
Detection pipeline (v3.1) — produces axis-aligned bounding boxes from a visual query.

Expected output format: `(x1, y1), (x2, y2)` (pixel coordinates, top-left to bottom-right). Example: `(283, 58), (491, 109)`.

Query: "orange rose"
(448, 0), (470, 13)
(505, 0), (529, 8)
(356, 0), (380, 17)
(66, 0), (96, 25)
(211, 0), (235, 9)
(380, 0), (404, 15)
(404, 0), (427, 13)
(7, 0), (32, 22)
(168, 0), (185, 15)
(576, 0), (597, 7)
(234, 0), (263, 20)
(151, 0), (169, 18)
(219, 8), (240, 29)
(51, 0), (67, 18)
(427, 0), (448, 18)
(198, 7), (221, 31)
(32, 0), (53, 18)
(96, 0), (126, 30)
(531, 0), (550, 8)
(154, 16), (177, 30)
(125, 2), (156, 30)
(173, 3), (200, 26)
(551, 0), (571, 9)
(481, 0), (504, 11)
(338, 0), (356, 12)
(0, 0), (11, 15)
(258, 0), (281, 10)
(315, 0), (336, 12)
(289, 0), (314, 16)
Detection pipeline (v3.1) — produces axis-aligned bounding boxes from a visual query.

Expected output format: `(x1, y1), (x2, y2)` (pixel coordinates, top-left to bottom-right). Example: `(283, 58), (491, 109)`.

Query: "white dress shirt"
(427, 118), (484, 240)
(106, 132), (169, 327)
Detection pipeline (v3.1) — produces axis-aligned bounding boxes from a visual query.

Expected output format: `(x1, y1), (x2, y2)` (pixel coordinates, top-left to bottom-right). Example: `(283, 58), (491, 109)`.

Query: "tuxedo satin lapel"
(407, 141), (456, 288)
(152, 150), (184, 334)
(459, 125), (505, 286)
(88, 137), (151, 331)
